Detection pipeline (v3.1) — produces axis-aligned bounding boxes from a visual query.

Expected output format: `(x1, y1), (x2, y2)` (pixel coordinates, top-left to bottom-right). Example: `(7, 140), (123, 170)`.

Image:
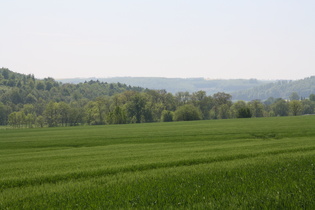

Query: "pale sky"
(1, 0), (315, 80)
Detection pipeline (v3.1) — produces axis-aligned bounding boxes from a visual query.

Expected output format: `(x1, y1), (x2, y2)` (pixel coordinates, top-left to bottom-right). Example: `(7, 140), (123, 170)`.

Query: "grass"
(0, 116), (315, 209)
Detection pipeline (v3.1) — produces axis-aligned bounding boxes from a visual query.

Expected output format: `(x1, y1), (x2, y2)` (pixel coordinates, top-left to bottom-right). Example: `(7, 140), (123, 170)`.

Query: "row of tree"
(1, 68), (315, 128)
(3, 90), (315, 128)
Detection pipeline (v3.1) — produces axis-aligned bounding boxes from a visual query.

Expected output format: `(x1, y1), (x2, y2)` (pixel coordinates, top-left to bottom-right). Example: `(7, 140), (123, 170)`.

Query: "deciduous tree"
(174, 104), (201, 121)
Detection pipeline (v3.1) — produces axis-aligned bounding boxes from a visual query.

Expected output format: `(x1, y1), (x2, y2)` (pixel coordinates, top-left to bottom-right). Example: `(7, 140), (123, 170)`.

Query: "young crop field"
(1, 116), (315, 209)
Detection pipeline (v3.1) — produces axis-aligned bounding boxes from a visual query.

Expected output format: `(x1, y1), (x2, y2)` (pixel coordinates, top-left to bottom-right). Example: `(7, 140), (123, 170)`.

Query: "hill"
(232, 76), (315, 100)
(0, 68), (144, 105)
(58, 77), (270, 95)
(0, 68), (145, 126)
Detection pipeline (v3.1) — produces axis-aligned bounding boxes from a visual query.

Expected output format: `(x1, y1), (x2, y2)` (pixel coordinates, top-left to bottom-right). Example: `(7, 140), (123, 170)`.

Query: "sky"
(1, 0), (315, 80)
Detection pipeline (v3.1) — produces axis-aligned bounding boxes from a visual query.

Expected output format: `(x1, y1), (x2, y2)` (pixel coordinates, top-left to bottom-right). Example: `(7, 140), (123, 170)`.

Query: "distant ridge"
(57, 77), (270, 96)
(58, 76), (315, 101)
(231, 76), (315, 100)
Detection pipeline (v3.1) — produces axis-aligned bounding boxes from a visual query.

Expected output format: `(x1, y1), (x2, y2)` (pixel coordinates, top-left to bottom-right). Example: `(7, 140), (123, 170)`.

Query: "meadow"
(0, 116), (315, 209)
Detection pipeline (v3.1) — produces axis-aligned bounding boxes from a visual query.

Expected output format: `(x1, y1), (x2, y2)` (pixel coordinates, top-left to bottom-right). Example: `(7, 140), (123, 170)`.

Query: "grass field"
(1, 116), (315, 209)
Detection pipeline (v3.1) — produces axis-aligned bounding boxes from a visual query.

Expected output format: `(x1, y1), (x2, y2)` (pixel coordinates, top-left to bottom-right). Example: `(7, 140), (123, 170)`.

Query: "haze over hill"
(58, 76), (315, 100)
(232, 76), (315, 101)
(57, 77), (271, 96)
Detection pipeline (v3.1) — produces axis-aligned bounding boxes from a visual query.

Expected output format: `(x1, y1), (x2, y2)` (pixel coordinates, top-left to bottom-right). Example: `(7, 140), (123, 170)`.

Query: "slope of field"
(1, 116), (315, 209)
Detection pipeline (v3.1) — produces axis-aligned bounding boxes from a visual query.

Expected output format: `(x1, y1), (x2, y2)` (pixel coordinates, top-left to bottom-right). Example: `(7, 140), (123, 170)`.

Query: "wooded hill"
(232, 76), (315, 101)
(0, 68), (145, 126)
(0, 68), (144, 104)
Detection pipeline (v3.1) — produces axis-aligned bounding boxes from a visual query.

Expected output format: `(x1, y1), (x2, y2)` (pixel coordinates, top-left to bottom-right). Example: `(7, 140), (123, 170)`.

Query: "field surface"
(1, 116), (315, 209)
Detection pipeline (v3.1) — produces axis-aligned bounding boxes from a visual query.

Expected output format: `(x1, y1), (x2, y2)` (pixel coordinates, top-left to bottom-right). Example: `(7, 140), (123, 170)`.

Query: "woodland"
(1, 68), (315, 128)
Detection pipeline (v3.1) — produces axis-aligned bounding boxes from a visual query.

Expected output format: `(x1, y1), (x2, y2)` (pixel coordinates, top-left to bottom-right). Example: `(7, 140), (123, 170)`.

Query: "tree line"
(3, 90), (315, 128)
(1, 68), (315, 128)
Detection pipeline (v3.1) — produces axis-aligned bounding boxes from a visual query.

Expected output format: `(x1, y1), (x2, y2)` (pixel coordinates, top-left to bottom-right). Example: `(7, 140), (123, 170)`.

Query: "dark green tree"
(289, 100), (302, 116)
(126, 94), (147, 123)
(174, 104), (201, 121)
(237, 107), (252, 118)
(191, 91), (213, 119)
(230, 100), (247, 118)
(36, 115), (45, 128)
(25, 93), (37, 104)
(36, 81), (45, 90)
(1, 68), (9, 79)
(301, 99), (315, 115)
(217, 104), (230, 119)
(58, 102), (71, 126)
(44, 101), (60, 127)
(271, 99), (289, 116)
(248, 100), (264, 117)
(213, 92), (232, 107)
(107, 106), (127, 124)
(161, 110), (174, 122)
(0, 102), (11, 125)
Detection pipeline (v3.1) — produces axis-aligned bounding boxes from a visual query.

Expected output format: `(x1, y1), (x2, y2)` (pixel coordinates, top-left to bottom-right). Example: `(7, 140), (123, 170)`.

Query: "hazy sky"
(1, 0), (315, 80)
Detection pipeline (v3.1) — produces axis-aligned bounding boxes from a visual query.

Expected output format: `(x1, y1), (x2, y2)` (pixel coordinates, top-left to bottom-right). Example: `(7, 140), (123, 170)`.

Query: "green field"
(1, 116), (315, 209)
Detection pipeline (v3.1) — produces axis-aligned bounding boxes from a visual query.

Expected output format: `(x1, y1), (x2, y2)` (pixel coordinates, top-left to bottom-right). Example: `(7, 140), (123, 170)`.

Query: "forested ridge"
(1, 68), (315, 128)
(0, 68), (144, 126)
